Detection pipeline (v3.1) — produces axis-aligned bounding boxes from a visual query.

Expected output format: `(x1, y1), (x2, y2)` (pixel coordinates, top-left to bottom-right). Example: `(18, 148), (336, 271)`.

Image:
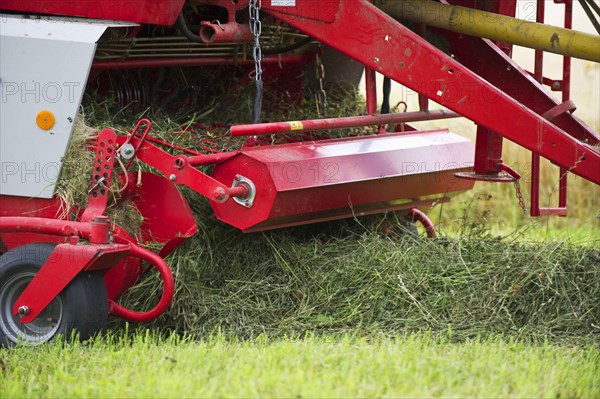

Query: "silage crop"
(116, 203), (600, 343)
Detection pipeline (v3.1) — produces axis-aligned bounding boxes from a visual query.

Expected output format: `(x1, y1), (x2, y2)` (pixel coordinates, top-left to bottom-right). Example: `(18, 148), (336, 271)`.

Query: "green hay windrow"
(115, 203), (600, 343)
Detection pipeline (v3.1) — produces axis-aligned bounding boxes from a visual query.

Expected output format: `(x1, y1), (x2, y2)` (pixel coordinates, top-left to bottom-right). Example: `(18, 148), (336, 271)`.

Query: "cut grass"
(433, 142), (600, 242)
(0, 332), (598, 398)
(116, 205), (600, 343)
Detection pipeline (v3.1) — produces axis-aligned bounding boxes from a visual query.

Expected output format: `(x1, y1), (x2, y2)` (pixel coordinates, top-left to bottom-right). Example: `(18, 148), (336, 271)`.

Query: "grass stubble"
(0, 332), (598, 398)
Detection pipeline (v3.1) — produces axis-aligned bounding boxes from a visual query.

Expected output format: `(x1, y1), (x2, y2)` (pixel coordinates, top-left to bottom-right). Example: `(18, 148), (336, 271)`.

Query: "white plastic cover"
(0, 15), (133, 198)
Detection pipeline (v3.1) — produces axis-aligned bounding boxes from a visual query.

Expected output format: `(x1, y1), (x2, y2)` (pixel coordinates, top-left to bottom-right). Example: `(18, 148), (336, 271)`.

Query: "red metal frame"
(0, 215), (176, 324)
(115, 134), (241, 203)
(13, 242), (131, 323)
(263, 0), (599, 186)
(527, 0), (571, 217)
(0, 216), (111, 244)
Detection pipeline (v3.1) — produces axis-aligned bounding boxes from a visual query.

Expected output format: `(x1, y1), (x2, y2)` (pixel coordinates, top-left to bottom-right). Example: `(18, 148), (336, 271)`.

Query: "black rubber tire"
(0, 243), (108, 347)
(375, 213), (420, 239)
(396, 217), (420, 239)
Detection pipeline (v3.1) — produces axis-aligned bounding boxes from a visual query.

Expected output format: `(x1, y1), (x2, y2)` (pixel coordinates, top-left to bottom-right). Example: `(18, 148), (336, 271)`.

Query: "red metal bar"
(529, 0), (569, 217)
(365, 67), (378, 115)
(415, 23), (429, 112)
(559, 167), (568, 210)
(108, 245), (175, 323)
(227, 185), (249, 198)
(558, 0), (572, 213)
(365, 66), (389, 133)
(1, 217), (94, 241)
(91, 54), (309, 70)
(473, 127), (504, 175)
(530, 153), (567, 216)
(115, 135), (236, 203)
(562, 0), (573, 104)
(498, 162), (521, 180)
(534, 0), (545, 83)
(184, 151), (239, 166)
(230, 109), (461, 136)
(124, 118), (153, 169)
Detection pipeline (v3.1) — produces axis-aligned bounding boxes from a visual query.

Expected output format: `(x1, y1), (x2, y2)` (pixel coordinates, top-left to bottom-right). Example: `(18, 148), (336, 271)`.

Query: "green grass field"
(1, 332), (598, 398)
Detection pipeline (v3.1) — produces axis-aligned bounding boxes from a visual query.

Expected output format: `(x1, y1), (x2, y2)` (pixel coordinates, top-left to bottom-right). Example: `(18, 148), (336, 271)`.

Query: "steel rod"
(230, 109), (461, 136)
(92, 54), (308, 70)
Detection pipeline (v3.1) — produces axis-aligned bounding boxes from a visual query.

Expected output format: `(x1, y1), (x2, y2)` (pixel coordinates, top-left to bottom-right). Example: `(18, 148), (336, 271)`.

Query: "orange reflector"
(36, 110), (55, 130)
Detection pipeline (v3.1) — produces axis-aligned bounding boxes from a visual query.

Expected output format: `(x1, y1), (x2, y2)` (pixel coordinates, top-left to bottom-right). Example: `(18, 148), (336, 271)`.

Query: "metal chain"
(315, 51), (328, 117)
(249, 0), (263, 81)
(249, 0), (263, 124)
(513, 179), (528, 214)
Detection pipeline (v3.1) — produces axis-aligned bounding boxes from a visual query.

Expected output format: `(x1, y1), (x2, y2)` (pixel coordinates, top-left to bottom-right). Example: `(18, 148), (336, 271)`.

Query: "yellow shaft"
(376, 0), (600, 63)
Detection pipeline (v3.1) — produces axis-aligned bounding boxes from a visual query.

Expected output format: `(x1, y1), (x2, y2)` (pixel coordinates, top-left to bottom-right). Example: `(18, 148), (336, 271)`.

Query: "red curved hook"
(124, 118), (153, 169)
(108, 244), (174, 323)
(407, 208), (437, 238)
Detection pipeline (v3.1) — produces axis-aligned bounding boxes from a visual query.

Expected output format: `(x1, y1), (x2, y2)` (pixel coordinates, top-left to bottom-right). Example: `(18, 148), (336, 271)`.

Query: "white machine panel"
(0, 15), (132, 198)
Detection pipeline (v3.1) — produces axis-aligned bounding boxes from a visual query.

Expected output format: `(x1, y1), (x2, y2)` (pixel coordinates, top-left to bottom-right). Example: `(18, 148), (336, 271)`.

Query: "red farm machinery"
(0, 0), (598, 346)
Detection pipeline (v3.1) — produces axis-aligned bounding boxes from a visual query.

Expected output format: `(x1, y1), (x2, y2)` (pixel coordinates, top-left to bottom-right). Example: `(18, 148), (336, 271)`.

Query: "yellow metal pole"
(376, 0), (600, 63)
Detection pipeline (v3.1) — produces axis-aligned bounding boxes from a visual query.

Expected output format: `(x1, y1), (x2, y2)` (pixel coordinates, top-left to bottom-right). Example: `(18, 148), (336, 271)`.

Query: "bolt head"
(17, 306), (30, 316)
(120, 143), (136, 160)
(213, 187), (228, 202)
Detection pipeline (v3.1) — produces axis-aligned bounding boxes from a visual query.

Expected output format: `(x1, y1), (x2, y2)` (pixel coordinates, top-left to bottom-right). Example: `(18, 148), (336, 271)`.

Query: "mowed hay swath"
(68, 82), (600, 342)
(118, 203), (600, 342)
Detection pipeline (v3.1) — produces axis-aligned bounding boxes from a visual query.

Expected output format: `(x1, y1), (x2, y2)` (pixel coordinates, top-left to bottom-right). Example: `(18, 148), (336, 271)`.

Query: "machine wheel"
(378, 213), (420, 239)
(0, 243), (108, 347)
